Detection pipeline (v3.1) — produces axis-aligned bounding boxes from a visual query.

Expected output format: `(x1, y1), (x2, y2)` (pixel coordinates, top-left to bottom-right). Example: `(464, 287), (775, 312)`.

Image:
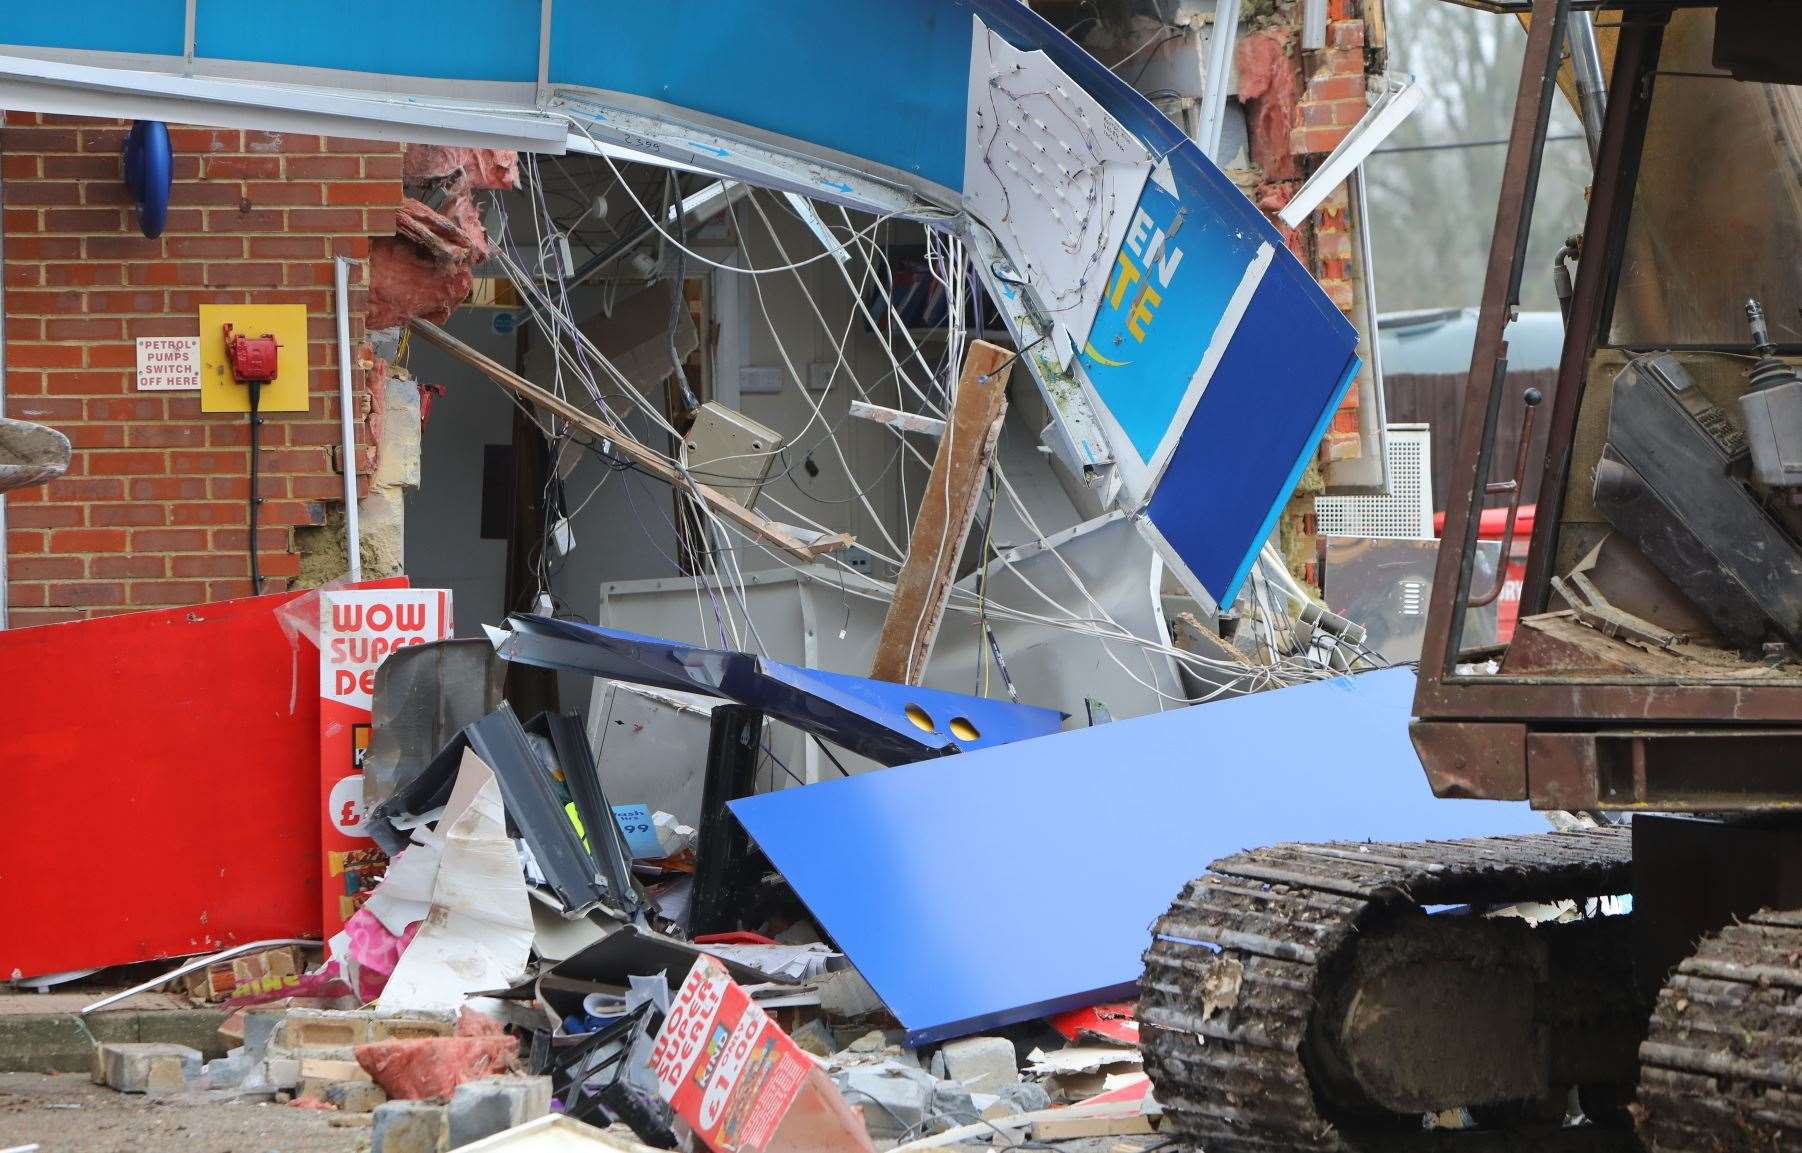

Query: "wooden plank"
(869, 340), (1013, 684)
(409, 318), (852, 562)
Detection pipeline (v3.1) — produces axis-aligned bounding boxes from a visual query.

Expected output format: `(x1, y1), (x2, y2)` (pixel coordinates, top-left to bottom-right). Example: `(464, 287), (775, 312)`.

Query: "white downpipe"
(333, 256), (362, 582)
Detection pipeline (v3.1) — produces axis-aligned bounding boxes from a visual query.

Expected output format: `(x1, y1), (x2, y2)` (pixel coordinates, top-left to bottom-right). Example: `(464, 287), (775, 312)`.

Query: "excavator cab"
(1143, 6), (1802, 1150)
(1414, 0), (1802, 815)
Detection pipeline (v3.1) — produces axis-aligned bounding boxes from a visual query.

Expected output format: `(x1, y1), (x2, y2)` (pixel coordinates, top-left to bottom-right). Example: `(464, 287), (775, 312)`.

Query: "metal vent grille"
(1315, 425), (1434, 539)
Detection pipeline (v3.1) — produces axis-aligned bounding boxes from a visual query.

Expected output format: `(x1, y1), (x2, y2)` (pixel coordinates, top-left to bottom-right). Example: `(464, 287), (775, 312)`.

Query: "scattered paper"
(380, 751), (535, 1014)
(698, 942), (840, 982)
(1025, 1046), (1144, 1076)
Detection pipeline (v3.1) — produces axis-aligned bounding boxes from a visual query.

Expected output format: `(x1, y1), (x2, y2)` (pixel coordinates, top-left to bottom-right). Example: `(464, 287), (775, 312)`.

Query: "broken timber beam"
(409, 318), (852, 562)
(869, 340), (1012, 685)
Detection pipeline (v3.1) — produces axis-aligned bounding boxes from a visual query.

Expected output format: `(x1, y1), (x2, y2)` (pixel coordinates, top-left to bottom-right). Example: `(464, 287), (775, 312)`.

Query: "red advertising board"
(316, 587), (452, 937)
(0, 582), (401, 979)
(652, 956), (815, 1153)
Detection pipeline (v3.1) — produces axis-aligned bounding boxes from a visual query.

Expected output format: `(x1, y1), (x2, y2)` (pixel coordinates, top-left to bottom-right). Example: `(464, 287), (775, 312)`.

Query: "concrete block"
(263, 1057), (302, 1090)
(447, 1075), (552, 1147)
(933, 1036), (1019, 1094)
(240, 1006), (285, 1059)
(837, 1064), (930, 1140)
(300, 1056), (373, 1083)
(97, 1043), (202, 1094)
(327, 1079), (390, 1113)
(372, 1016), (454, 1043)
(278, 1009), (373, 1050)
(373, 1099), (447, 1153)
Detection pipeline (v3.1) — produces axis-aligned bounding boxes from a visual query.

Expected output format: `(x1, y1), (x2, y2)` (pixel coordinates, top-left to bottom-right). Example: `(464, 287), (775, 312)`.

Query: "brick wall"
(2, 113), (404, 625)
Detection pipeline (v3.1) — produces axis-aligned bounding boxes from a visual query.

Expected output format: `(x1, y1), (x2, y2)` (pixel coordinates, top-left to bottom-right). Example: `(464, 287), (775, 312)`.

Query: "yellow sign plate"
(198, 304), (311, 413)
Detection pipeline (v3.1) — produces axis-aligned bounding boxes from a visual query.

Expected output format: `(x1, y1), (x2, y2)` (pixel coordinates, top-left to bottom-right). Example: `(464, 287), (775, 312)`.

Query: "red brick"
(213, 475), (288, 500)
(8, 344), (84, 369)
(173, 554), (248, 578)
(250, 236), (328, 259)
(77, 127), (128, 153)
(167, 290), (241, 310)
(49, 528), (127, 553)
(1307, 74), (1365, 102)
(6, 609), (84, 627)
(88, 397), (165, 420)
(330, 236), (372, 260)
(245, 181), (324, 207)
(170, 450), (247, 474)
(2, 126), (80, 151)
(246, 131), (322, 154)
(127, 580), (208, 605)
(258, 552), (302, 578)
(202, 155), (282, 180)
(168, 236), (245, 259)
(44, 263), (125, 288)
(91, 555), (167, 578)
(2, 154), (41, 179)
(83, 180), (136, 207)
(1331, 97), (1368, 126)
(65, 425), (125, 449)
(1327, 20), (1366, 49)
(86, 235), (168, 260)
(324, 137), (392, 155)
(88, 503), (167, 526)
(128, 425), (207, 449)
(8, 236), (81, 260)
(124, 316), (195, 339)
(261, 500), (325, 527)
(289, 208), (366, 232)
(285, 155), (362, 180)
(41, 154), (117, 179)
(1322, 47), (1364, 75)
(210, 527), (290, 551)
(45, 374), (129, 401)
(132, 528), (208, 551)
(167, 127), (242, 153)
(47, 478), (125, 501)
(205, 207), (287, 232)
(203, 262), (284, 287)
(48, 581), (126, 607)
(46, 317), (125, 339)
(7, 181), (80, 206)
(174, 182), (248, 207)
(9, 398), (83, 421)
(8, 556), (84, 580)
(6, 529), (46, 553)
(86, 290), (168, 314)
(325, 182), (402, 207)
(7, 504), (82, 529)
(130, 476), (210, 500)
(171, 502), (250, 526)
(127, 263), (206, 287)
(5, 290), (85, 314)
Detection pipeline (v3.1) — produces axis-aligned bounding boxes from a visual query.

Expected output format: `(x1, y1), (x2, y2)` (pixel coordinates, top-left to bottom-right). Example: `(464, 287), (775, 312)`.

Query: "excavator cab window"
(1606, 8), (1802, 350)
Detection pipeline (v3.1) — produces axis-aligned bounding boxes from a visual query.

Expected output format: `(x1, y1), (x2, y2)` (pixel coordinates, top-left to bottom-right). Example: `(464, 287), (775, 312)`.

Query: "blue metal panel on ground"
(729, 668), (1548, 1044)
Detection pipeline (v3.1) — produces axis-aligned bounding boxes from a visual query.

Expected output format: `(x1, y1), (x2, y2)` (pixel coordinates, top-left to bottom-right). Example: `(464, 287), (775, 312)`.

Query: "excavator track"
(1636, 908), (1802, 1151)
(1140, 828), (1634, 1153)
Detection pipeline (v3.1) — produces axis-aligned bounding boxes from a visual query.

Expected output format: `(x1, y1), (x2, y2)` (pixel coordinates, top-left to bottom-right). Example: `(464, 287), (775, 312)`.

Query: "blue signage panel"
(1080, 176), (1264, 464)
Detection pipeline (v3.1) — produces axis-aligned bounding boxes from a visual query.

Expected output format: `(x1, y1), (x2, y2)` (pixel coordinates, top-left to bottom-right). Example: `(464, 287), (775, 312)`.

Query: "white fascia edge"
(0, 52), (568, 151)
(1278, 72), (1423, 230)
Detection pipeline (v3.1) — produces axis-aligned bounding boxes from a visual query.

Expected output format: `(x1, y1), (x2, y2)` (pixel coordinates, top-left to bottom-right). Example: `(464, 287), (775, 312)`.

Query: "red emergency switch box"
(222, 323), (280, 384)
